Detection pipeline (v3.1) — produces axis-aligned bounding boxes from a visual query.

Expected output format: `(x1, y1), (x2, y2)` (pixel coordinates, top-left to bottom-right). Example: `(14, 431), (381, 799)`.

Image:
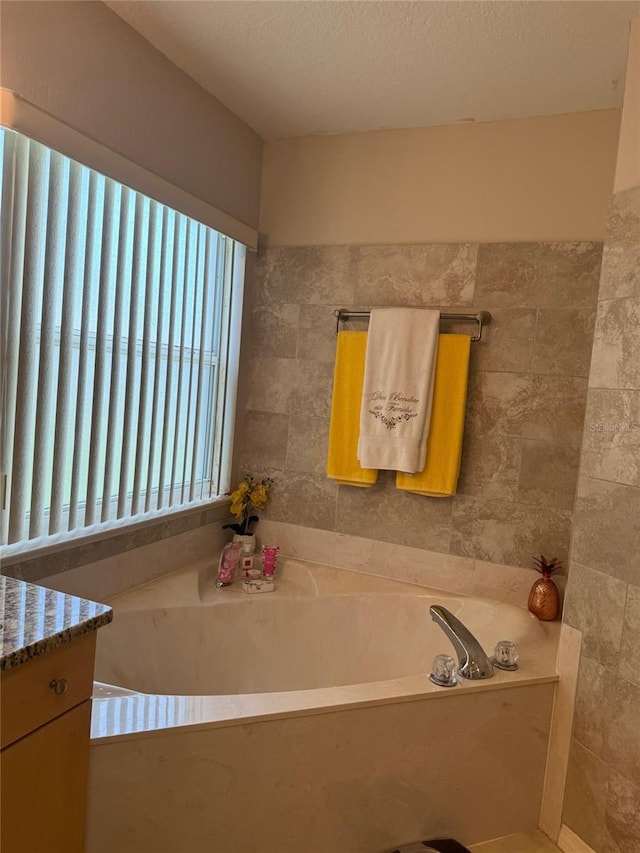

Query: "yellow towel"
(327, 331), (378, 487)
(396, 334), (471, 497)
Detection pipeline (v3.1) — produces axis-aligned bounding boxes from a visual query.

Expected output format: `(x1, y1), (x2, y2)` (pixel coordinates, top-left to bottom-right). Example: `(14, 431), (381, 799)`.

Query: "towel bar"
(334, 309), (492, 342)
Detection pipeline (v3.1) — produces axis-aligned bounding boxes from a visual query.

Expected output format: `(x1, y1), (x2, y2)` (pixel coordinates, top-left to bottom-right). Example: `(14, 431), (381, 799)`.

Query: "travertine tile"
(263, 469), (338, 531)
(470, 559), (536, 607)
(517, 441), (580, 511)
(559, 186), (639, 853)
(457, 431), (522, 502)
(603, 769), (640, 853)
(572, 655), (609, 756)
(297, 304), (339, 363)
(286, 415), (329, 475)
(259, 519), (540, 605)
(571, 476), (640, 583)
(602, 677), (640, 787)
(237, 411), (289, 469)
(257, 246), (357, 305)
(246, 238), (599, 585)
(467, 372), (588, 446)
(423, 243), (478, 306)
(563, 563), (627, 668)
(246, 357), (333, 417)
(619, 584), (640, 688)
(581, 389), (640, 487)
(355, 243), (477, 307)
(531, 308), (596, 377)
(289, 360), (334, 418)
(257, 518), (483, 595)
(589, 296), (640, 390)
(470, 309), (536, 374)
(562, 739), (609, 852)
(450, 495), (571, 568)
(475, 242), (603, 309)
(248, 303), (299, 358)
(598, 241), (640, 301)
(355, 244), (427, 305)
(336, 472), (453, 552)
(246, 356), (298, 414)
(605, 185), (640, 244)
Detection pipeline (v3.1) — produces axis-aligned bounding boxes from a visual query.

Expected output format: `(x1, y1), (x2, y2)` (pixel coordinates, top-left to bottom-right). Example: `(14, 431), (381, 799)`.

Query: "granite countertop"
(0, 575), (113, 671)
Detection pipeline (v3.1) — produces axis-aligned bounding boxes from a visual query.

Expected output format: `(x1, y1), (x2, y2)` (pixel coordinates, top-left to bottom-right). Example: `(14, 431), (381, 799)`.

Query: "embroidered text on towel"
(368, 391), (419, 430)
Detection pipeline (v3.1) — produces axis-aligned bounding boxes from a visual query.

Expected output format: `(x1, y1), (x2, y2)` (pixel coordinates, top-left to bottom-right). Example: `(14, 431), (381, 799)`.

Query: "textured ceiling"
(105, 0), (640, 139)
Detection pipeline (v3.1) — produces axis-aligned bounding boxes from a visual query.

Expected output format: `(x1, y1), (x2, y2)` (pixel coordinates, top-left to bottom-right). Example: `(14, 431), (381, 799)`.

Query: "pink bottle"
(262, 545), (279, 578)
(216, 541), (242, 587)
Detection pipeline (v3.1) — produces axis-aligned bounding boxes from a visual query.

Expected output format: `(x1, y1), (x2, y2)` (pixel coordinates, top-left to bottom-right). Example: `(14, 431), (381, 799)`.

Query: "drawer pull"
(49, 678), (68, 695)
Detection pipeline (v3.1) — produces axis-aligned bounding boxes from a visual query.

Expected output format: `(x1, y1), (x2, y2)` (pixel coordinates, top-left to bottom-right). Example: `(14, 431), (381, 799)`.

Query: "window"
(0, 129), (245, 552)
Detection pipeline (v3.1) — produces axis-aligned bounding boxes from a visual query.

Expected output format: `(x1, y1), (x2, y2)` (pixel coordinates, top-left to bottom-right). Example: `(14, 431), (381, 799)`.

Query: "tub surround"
(231, 237), (598, 851)
(88, 556), (558, 852)
(238, 240), (601, 576)
(39, 518), (231, 602)
(2, 501), (231, 588)
(255, 518), (544, 607)
(89, 683), (554, 853)
(2, 512), (232, 617)
(0, 575), (112, 671)
(91, 556), (559, 741)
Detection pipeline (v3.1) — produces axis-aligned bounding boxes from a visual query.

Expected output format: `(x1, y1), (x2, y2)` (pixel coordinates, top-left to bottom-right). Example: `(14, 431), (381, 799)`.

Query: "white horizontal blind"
(0, 129), (245, 549)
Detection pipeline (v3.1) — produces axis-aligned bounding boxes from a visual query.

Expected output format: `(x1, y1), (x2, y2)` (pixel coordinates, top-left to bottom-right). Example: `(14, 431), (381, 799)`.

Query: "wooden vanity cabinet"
(1, 633), (97, 853)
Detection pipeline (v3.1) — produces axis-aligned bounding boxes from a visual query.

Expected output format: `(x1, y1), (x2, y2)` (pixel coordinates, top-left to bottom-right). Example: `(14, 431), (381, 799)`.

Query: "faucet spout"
(429, 605), (494, 680)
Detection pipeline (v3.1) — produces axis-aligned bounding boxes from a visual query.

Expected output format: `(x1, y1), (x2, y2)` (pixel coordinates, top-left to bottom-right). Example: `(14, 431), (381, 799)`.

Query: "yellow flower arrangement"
(223, 475), (274, 535)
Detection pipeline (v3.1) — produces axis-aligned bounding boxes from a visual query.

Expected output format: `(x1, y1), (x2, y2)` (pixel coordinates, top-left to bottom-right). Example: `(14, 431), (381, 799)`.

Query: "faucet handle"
(429, 654), (458, 687)
(491, 640), (519, 671)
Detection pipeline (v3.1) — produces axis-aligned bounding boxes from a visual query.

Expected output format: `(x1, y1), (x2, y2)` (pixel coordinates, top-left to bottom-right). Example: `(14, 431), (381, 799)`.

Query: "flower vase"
(233, 533), (256, 555)
(527, 576), (560, 621)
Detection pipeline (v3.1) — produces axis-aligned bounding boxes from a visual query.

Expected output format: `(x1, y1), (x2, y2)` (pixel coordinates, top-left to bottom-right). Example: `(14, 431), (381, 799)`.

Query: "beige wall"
(260, 110), (620, 246)
(615, 18), (640, 193)
(561, 18), (640, 852)
(0, 0), (263, 231)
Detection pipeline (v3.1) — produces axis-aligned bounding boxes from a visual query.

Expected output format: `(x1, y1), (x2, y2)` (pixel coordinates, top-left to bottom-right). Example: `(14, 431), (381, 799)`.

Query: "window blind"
(0, 129), (245, 549)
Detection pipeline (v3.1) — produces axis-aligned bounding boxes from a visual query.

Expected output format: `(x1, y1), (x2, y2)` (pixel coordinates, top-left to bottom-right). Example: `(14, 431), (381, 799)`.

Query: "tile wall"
(238, 241), (603, 573)
(562, 186), (640, 851)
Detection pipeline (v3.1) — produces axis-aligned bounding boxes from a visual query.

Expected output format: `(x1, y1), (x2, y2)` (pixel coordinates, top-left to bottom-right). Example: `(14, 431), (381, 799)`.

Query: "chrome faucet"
(429, 605), (494, 680)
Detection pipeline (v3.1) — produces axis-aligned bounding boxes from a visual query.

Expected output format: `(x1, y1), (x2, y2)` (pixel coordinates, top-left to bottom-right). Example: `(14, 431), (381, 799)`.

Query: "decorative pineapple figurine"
(528, 555), (562, 621)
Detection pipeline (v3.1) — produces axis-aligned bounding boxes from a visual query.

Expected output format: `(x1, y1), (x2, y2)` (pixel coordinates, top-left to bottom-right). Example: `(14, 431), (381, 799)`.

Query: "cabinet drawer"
(1, 633), (96, 748)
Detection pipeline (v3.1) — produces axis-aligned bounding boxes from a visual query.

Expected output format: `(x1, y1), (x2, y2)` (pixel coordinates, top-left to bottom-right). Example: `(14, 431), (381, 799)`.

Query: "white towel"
(357, 308), (440, 473)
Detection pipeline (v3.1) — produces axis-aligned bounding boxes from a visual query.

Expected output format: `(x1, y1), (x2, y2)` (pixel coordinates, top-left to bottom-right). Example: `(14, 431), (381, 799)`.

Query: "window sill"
(1, 498), (232, 577)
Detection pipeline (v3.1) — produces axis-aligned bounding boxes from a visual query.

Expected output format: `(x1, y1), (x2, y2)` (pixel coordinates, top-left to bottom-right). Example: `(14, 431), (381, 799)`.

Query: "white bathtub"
(88, 557), (560, 853)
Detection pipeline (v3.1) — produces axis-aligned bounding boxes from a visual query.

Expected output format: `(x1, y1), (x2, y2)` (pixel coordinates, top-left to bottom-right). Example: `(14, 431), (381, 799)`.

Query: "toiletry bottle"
(217, 541), (242, 587)
(262, 545), (279, 578)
